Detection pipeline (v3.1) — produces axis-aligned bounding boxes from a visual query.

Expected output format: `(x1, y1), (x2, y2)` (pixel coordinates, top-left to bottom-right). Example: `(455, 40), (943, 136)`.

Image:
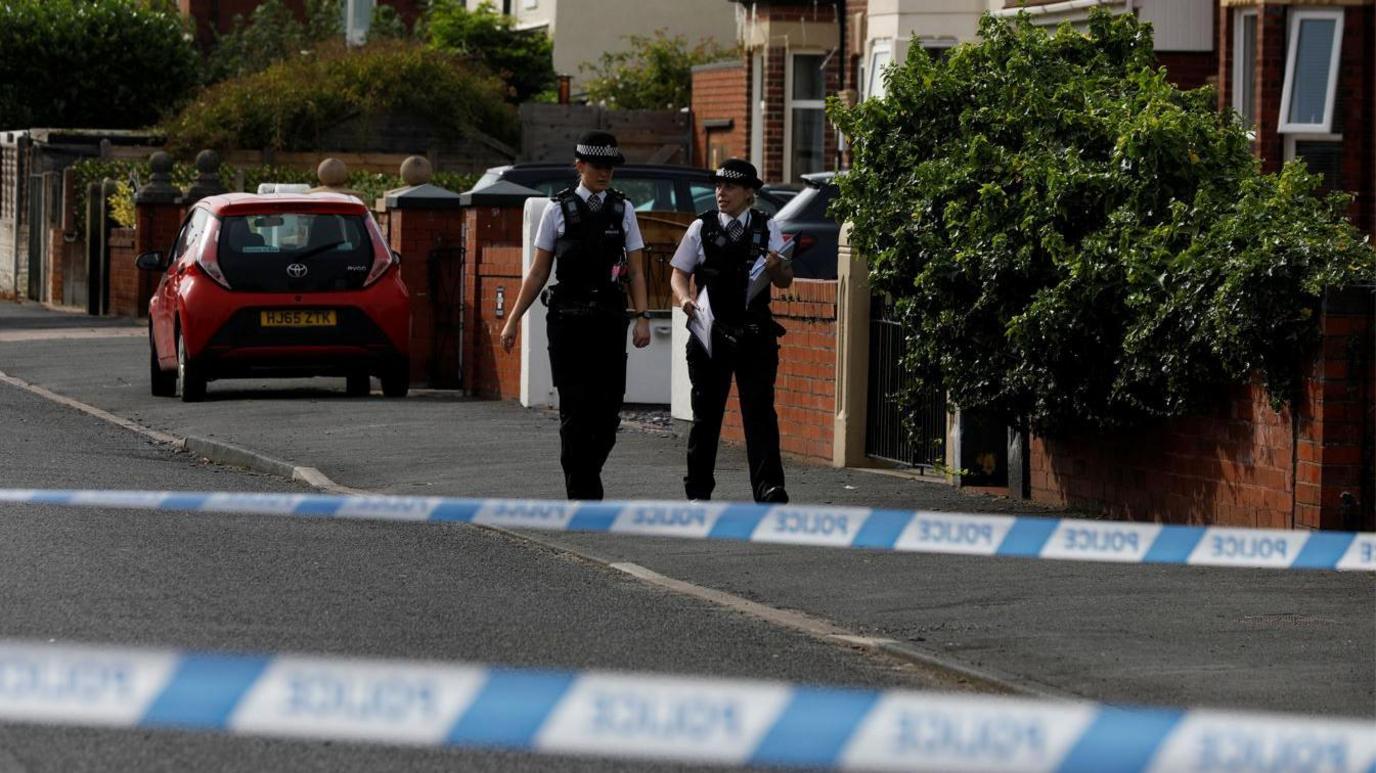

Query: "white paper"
(746, 257), (769, 305)
(688, 286), (714, 356)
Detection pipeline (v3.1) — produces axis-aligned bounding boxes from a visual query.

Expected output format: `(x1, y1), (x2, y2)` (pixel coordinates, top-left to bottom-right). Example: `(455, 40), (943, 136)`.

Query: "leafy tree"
(424, 0), (555, 103)
(162, 39), (518, 153)
(204, 0), (345, 83)
(830, 11), (1375, 435)
(582, 30), (735, 110)
(0, 0), (199, 129)
(367, 4), (409, 41)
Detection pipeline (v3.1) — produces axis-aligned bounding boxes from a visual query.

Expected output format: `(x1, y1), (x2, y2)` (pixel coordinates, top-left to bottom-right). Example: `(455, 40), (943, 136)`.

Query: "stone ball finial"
(317, 158), (348, 187)
(400, 156), (432, 187)
(194, 149), (221, 174)
(149, 151), (173, 177)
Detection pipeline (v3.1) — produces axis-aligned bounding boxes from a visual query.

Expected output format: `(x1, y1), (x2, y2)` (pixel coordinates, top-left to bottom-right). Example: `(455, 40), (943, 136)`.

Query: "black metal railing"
(865, 297), (946, 469)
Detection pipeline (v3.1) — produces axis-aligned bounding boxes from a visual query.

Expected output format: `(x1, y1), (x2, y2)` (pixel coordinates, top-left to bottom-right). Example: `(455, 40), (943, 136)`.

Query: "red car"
(139, 193), (410, 402)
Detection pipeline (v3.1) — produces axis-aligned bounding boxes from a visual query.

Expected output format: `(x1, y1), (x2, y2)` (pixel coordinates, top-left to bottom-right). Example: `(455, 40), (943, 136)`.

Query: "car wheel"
(345, 371), (371, 397)
(380, 360), (409, 398)
(177, 327), (206, 403)
(149, 325), (176, 398)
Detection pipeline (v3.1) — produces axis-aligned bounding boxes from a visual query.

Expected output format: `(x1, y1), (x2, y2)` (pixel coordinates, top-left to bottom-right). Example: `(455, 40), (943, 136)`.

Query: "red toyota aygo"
(139, 193), (410, 402)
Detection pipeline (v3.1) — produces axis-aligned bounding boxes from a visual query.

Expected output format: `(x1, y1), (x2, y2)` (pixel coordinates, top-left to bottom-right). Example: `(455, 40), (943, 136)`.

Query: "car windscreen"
(217, 213), (374, 293)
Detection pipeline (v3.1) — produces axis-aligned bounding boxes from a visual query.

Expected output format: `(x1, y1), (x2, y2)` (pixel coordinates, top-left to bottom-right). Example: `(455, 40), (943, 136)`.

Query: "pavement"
(1, 299), (1373, 719)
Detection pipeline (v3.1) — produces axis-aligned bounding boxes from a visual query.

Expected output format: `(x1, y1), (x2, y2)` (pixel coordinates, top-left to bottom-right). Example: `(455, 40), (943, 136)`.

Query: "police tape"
(2, 488), (1373, 572)
(0, 639), (1371, 771)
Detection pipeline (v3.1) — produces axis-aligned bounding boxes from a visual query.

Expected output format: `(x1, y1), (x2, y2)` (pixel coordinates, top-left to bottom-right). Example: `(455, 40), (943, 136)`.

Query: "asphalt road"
(0, 300), (1372, 741)
(0, 354), (962, 771)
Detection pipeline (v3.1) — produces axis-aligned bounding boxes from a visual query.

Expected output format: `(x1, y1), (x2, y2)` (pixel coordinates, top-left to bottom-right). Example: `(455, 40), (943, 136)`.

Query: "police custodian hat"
(574, 131), (626, 166)
(711, 158), (764, 190)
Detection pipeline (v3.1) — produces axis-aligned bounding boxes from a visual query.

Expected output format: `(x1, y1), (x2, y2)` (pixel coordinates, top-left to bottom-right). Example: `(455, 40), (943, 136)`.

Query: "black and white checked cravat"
(726, 218), (745, 241)
(586, 193), (602, 213)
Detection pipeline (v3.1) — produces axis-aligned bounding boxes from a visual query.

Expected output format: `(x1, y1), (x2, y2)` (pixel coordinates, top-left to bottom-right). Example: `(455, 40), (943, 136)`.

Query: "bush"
(0, 0), (199, 129)
(582, 30), (735, 110)
(161, 39), (518, 154)
(203, 0), (345, 83)
(425, 0), (555, 103)
(830, 11), (1375, 434)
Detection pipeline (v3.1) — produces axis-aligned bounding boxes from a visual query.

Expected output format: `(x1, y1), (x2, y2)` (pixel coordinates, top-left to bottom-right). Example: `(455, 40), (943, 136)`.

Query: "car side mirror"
(135, 251), (165, 271)
(392, 250), (403, 265)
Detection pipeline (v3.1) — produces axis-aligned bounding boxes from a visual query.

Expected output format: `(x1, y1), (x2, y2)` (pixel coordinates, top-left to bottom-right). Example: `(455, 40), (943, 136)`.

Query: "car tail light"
(362, 248), (397, 287)
(781, 233), (816, 257)
(197, 219), (231, 289)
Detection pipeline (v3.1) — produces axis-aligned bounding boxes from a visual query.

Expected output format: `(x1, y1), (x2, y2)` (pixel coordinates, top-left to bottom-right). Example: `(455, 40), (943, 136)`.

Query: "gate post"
(383, 156), (465, 387)
(132, 152), (183, 317)
(833, 221), (871, 468)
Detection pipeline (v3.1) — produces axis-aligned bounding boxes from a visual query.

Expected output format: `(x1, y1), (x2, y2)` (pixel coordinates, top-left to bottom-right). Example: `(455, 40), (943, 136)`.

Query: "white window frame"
(523, 0), (538, 9)
(1284, 133), (1344, 189)
(1277, 8), (1344, 134)
(866, 39), (893, 100)
(784, 51), (829, 182)
(1232, 9), (1258, 126)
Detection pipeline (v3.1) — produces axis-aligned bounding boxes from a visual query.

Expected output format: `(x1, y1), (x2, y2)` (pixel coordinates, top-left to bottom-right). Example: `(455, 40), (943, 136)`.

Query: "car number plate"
(260, 310), (337, 327)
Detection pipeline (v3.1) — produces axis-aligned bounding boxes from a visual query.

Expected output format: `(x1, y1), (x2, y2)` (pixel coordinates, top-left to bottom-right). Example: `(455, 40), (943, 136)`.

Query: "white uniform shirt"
(534, 184), (645, 253)
(670, 209), (784, 273)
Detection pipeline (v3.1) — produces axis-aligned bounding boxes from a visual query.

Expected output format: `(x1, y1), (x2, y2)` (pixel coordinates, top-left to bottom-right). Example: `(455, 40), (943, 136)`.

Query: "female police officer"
(500, 131), (652, 500)
(669, 158), (793, 503)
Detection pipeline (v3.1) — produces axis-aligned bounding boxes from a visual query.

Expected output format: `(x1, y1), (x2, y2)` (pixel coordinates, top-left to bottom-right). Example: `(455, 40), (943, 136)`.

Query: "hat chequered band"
(714, 168), (749, 180)
(576, 144), (620, 157)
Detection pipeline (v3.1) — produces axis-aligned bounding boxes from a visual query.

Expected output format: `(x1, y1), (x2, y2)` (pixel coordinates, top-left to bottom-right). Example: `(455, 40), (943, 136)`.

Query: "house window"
(866, 40), (892, 100)
(1278, 9), (1344, 133)
(1233, 9), (1258, 127)
(1286, 138), (1344, 191)
(342, 0), (374, 45)
(787, 53), (828, 181)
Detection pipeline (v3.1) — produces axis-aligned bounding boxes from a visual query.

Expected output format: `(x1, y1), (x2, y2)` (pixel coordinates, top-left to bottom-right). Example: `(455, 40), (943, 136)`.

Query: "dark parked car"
(773, 172), (842, 280)
(467, 163), (790, 216)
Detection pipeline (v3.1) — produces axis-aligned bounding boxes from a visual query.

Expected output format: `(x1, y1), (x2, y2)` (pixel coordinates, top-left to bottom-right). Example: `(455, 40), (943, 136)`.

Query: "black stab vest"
(551, 187), (626, 297)
(694, 209), (772, 326)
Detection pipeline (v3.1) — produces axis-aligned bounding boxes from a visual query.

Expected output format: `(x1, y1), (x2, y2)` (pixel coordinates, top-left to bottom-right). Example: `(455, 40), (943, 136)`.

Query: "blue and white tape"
(2, 488), (1373, 572)
(0, 640), (1371, 771)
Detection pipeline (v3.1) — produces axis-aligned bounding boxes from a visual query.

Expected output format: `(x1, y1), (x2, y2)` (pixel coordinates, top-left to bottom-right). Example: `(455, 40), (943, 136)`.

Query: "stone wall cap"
(385, 183), (464, 210)
(458, 179), (543, 207)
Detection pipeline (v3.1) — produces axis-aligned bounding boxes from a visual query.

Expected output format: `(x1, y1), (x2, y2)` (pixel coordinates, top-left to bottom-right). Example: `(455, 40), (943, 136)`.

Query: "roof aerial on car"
(196, 192), (369, 216)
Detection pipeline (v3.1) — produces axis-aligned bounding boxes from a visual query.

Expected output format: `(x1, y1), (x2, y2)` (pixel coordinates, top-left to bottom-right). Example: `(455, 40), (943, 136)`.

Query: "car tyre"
(177, 327), (207, 403)
(149, 326), (176, 398)
(345, 371), (371, 397)
(381, 360), (409, 398)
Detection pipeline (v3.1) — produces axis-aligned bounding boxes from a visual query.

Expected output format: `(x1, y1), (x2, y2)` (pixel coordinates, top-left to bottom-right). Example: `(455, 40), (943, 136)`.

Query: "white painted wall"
(1140, 0), (1214, 51)
(516, 0), (738, 94)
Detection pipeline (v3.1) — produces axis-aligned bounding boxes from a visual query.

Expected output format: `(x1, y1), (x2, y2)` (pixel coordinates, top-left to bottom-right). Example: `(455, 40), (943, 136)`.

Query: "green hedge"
(0, 0), (199, 129)
(830, 11), (1375, 434)
(160, 39), (517, 154)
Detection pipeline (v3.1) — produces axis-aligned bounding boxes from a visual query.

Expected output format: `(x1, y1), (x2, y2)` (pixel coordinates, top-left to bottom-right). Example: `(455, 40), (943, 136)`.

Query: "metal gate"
(427, 242), (465, 388)
(865, 296), (947, 469)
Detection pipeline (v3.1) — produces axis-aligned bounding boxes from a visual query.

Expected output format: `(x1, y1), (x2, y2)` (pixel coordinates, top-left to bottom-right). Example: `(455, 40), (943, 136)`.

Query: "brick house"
(692, 0), (1225, 183)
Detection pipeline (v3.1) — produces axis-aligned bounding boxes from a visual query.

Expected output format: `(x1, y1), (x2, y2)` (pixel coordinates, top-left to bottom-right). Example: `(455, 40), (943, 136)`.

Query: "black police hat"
(574, 131), (626, 166)
(711, 158), (764, 190)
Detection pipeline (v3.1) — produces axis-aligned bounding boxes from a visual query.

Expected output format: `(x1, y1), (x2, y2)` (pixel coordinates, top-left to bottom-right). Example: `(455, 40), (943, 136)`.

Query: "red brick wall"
(692, 62), (750, 170)
(462, 206), (525, 400)
(106, 228), (140, 317)
(1156, 51), (1216, 91)
(721, 279), (838, 461)
(1030, 299), (1374, 531)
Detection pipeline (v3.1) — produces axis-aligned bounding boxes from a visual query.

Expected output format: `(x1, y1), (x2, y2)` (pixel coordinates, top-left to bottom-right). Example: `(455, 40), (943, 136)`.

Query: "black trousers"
(684, 329), (785, 502)
(547, 307), (628, 500)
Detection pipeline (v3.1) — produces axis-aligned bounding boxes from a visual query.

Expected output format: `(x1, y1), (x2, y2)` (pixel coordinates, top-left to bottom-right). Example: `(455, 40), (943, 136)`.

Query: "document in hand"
(688, 286), (714, 357)
(746, 256), (769, 305)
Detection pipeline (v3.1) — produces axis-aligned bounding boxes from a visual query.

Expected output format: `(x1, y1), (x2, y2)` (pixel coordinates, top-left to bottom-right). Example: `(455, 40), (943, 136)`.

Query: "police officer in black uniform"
(500, 132), (652, 500)
(669, 159), (793, 503)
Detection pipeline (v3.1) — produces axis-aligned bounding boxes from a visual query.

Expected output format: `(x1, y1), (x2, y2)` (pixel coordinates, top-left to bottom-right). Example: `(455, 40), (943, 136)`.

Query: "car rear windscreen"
(217, 213), (374, 292)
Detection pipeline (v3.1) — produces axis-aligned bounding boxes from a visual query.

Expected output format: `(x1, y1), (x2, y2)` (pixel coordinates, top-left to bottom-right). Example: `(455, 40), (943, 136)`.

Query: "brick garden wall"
(721, 279), (838, 461)
(105, 228), (139, 317)
(1030, 294), (1375, 531)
